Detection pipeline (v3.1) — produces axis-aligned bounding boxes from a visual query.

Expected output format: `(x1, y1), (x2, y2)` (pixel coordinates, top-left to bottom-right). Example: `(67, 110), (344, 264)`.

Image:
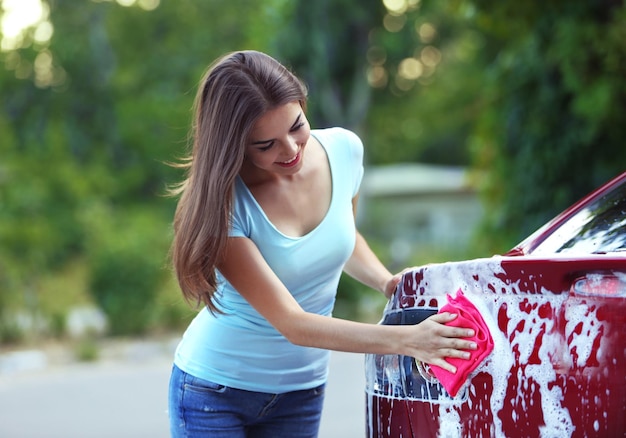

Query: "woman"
(168, 50), (476, 437)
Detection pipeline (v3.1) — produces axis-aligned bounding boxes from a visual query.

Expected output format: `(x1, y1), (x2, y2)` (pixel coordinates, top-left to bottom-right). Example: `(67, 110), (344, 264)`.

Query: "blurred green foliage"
(467, 0), (626, 251)
(0, 0), (624, 340)
(274, 0), (384, 129)
(84, 204), (168, 335)
(0, 0), (286, 339)
(365, 1), (489, 166)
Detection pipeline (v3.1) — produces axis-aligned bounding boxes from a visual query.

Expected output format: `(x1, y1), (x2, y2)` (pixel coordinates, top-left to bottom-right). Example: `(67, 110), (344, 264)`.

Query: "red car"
(366, 171), (626, 438)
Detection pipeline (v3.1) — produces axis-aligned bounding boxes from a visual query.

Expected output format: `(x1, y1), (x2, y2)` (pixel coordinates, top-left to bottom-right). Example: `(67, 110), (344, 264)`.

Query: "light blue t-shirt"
(173, 127), (364, 393)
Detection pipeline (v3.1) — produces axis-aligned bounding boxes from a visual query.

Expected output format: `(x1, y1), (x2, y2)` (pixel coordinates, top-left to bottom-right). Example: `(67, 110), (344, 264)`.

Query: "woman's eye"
(290, 122), (304, 132)
(259, 142), (273, 152)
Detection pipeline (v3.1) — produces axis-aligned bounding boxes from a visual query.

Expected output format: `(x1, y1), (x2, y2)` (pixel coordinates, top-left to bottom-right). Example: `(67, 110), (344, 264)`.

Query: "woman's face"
(245, 101), (311, 176)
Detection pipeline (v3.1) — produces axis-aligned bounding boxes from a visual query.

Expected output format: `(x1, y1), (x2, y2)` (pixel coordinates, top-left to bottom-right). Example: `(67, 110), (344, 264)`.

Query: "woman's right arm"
(217, 237), (476, 373)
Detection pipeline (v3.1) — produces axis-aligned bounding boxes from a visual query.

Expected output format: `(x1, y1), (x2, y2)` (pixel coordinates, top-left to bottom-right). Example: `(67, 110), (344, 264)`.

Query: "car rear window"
(531, 180), (626, 255)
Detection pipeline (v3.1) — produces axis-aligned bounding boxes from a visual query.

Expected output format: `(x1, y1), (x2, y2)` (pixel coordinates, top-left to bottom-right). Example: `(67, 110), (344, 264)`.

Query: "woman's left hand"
(383, 274), (401, 299)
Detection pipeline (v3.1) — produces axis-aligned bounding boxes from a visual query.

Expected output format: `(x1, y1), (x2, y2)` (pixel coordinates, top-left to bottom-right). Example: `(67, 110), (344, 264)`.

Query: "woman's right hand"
(404, 312), (477, 374)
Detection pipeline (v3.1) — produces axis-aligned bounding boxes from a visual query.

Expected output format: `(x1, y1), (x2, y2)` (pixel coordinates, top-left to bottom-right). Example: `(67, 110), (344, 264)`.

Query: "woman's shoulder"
(312, 127), (363, 156)
(312, 127), (361, 144)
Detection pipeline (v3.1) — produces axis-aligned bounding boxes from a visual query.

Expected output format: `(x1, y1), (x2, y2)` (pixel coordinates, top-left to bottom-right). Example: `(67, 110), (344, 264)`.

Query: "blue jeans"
(168, 365), (326, 437)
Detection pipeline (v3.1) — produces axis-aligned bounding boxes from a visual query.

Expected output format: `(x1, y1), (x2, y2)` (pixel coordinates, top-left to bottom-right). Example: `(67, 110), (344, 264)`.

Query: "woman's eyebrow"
(251, 113), (302, 145)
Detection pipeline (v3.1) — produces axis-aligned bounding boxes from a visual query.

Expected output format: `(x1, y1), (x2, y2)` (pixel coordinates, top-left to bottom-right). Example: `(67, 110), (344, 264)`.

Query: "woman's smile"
(276, 150), (301, 168)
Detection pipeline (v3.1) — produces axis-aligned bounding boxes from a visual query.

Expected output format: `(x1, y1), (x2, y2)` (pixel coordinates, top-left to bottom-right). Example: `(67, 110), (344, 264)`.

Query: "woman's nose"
(283, 135), (299, 154)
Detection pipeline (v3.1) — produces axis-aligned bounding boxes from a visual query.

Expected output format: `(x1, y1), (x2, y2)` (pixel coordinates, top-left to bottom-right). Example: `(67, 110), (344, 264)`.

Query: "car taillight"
(571, 273), (626, 297)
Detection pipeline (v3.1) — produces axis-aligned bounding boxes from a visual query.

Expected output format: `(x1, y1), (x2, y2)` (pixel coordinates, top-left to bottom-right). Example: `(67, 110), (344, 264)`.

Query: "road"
(0, 348), (366, 438)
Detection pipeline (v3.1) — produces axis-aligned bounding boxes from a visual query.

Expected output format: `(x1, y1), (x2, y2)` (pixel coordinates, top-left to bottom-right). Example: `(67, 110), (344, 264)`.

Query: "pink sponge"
(429, 289), (494, 397)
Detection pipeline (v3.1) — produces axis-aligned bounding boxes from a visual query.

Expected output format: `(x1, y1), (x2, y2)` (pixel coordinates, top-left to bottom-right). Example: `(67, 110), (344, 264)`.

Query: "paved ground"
(0, 339), (366, 438)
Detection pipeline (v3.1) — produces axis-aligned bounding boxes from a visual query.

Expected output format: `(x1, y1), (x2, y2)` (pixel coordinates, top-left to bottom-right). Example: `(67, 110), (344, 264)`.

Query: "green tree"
(0, 0), (290, 336)
(275, 0), (487, 168)
(363, 0), (489, 165)
(467, 0), (626, 250)
(274, 0), (384, 130)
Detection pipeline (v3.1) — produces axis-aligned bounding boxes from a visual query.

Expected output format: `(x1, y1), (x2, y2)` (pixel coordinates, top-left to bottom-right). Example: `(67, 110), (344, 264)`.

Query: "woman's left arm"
(342, 194), (402, 299)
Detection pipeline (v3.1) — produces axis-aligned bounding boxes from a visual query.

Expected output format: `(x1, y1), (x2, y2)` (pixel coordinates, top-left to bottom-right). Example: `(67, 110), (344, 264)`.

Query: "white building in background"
(358, 163), (483, 265)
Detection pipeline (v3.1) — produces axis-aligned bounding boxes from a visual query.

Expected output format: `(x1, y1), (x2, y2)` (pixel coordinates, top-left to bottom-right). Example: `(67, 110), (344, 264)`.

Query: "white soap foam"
(365, 256), (596, 437)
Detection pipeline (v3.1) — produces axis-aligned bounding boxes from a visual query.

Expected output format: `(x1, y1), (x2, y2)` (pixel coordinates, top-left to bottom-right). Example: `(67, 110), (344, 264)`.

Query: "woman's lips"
(276, 151), (301, 168)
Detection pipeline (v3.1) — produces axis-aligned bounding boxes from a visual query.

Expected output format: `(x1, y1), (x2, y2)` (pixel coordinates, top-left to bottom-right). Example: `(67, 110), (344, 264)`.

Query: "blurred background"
(0, 0), (625, 434)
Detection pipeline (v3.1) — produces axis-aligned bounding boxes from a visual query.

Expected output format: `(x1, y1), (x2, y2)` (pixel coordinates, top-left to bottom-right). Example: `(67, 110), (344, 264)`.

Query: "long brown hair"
(170, 51), (308, 311)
